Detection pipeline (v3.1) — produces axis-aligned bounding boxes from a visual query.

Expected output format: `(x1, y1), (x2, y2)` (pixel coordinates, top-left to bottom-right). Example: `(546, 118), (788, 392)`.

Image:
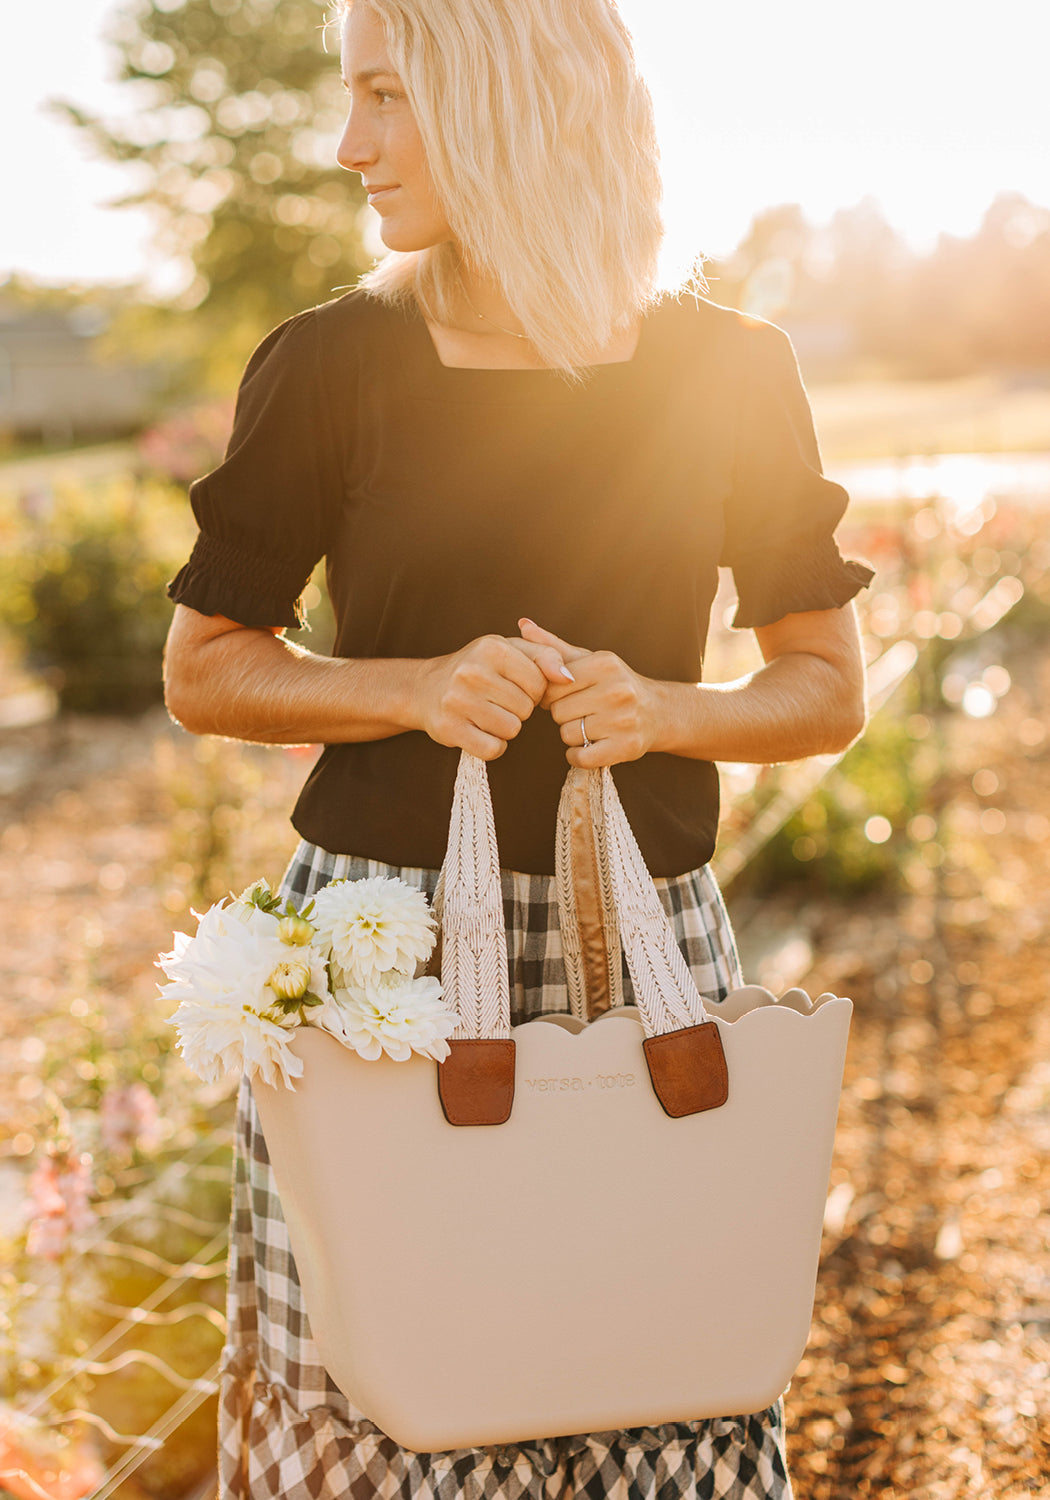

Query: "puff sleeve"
(167, 308), (341, 630)
(721, 318), (873, 629)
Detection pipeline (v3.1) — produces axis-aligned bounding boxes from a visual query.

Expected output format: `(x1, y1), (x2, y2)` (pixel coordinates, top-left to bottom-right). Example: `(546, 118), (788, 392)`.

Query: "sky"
(3, 0), (1049, 291)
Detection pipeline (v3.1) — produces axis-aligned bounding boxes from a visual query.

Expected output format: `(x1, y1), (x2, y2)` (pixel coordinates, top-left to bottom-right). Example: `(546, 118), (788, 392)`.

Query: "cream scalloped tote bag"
(253, 753), (852, 1453)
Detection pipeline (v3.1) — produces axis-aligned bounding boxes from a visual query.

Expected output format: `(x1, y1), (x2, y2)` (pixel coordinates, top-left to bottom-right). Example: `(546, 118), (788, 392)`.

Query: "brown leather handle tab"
(643, 1023), (728, 1118)
(438, 1039), (516, 1126)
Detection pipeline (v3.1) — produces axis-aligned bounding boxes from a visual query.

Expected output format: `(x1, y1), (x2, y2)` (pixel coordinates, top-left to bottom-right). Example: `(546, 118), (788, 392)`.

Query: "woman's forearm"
(648, 650), (866, 764)
(163, 607), (576, 755)
(164, 615), (425, 744)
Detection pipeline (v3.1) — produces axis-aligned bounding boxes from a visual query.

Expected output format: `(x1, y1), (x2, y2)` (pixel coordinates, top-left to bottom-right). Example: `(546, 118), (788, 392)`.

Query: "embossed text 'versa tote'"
(252, 752), (853, 1452)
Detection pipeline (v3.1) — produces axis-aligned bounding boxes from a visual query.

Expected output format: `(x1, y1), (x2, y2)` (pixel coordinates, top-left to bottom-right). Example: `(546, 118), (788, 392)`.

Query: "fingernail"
(560, 666), (576, 681)
(519, 617), (535, 628)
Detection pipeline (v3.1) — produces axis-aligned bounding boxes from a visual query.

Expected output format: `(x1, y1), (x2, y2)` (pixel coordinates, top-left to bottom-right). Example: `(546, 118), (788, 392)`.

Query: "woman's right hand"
(415, 635), (573, 760)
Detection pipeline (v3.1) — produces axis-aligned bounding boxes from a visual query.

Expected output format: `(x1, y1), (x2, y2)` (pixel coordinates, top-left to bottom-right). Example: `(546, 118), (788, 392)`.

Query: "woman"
(164, 0), (872, 1495)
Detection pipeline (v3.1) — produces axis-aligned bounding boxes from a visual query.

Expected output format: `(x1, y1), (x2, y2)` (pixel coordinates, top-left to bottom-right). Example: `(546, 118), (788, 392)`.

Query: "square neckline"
(401, 296), (659, 393)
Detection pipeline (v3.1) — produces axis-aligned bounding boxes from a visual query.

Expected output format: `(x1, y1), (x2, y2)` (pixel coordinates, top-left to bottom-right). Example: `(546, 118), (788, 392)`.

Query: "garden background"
(1, 1), (1049, 1497)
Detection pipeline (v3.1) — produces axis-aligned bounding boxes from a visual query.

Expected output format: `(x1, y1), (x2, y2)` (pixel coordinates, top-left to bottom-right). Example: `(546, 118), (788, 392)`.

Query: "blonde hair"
(339, 0), (663, 372)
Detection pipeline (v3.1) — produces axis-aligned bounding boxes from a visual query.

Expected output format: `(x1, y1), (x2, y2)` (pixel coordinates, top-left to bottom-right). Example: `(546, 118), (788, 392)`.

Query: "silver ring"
(580, 718), (591, 748)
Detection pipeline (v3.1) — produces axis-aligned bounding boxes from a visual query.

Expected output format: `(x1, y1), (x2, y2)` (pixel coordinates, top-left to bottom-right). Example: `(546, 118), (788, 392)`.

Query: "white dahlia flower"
(309, 876), (437, 988)
(168, 997), (304, 1089)
(159, 899), (330, 1087)
(317, 972), (457, 1063)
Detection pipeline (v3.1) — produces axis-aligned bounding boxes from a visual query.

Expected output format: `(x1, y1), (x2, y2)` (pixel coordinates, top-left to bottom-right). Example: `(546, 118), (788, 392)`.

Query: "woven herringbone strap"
(595, 767), (710, 1036)
(441, 752), (512, 1041)
(441, 754), (709, 1040)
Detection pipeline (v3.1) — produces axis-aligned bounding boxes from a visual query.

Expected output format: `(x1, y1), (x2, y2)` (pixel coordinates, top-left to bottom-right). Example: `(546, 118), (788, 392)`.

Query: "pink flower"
(0, 1405), (103, 1500)
(100, 1082), (162, 1156)
(137, 399), (234, 484)
(24, 1149), (96, 1261)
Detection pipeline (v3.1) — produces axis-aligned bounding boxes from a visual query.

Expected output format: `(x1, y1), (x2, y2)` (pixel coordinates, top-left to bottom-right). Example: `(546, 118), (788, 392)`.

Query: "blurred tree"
(707, 203), (813, 324)
(0, 274), (134, 314)
(909, 193), (1050, 373)
(819, 199), (911, 352)
(703, 191), (1050, 378)
(707, 198), (914, 375)
(57, 0), (370, 387)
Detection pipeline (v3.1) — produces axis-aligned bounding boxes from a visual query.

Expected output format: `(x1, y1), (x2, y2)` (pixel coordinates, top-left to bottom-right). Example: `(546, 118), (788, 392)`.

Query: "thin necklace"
(457, 276), (529, 341)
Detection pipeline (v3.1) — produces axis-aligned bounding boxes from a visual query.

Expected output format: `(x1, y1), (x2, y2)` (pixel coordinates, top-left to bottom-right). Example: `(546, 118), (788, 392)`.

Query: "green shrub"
(736, 706), (943, 896)
(3, 479), (191, 714)
(26, 533), (173, 712)
(2, 471), (336, 714)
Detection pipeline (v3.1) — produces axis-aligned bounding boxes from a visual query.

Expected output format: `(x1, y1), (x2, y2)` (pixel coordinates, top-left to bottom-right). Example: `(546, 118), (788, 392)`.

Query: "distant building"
(0, 302), (159, 444)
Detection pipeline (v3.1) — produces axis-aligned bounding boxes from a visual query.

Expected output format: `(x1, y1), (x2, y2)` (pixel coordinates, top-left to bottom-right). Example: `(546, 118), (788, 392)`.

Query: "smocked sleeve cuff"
(730, 531), (874, 630)
(167, 531), (313, 631)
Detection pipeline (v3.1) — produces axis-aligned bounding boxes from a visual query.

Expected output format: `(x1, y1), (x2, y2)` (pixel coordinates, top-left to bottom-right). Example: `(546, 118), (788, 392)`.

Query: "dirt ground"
(771, 647), (1050, 1498)
(1, 647), (1048, 1499)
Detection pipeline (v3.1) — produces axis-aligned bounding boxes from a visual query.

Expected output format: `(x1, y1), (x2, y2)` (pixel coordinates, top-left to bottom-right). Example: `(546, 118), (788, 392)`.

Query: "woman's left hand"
(520, 605), (867, 769)
(517, 618), (663, 767)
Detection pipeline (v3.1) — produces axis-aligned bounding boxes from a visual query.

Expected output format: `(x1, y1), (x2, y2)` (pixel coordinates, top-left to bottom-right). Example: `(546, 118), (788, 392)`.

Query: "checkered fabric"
(218, 842), (793, 1500)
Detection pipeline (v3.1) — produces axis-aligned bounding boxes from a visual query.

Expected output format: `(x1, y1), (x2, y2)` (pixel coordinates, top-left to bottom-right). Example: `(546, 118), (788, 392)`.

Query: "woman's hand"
(519, 606), (867, 767)
(517, 619), (660, 767)
(416, 633), (575, 760)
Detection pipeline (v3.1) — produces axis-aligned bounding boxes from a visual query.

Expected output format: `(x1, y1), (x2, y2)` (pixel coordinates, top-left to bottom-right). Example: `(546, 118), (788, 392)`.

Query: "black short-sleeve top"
(168, 289), (872, 876)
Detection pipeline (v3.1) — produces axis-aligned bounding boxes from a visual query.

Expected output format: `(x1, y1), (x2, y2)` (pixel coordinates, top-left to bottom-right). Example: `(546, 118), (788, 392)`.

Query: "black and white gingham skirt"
(218, 842), (793, 1500)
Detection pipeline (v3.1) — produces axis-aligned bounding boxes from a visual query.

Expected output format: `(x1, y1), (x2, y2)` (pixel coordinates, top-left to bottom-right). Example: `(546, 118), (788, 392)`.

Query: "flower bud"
(262, 1003), (302, 1029)
(267, 958), (312, 1003)
(278, 915), (315, 947)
